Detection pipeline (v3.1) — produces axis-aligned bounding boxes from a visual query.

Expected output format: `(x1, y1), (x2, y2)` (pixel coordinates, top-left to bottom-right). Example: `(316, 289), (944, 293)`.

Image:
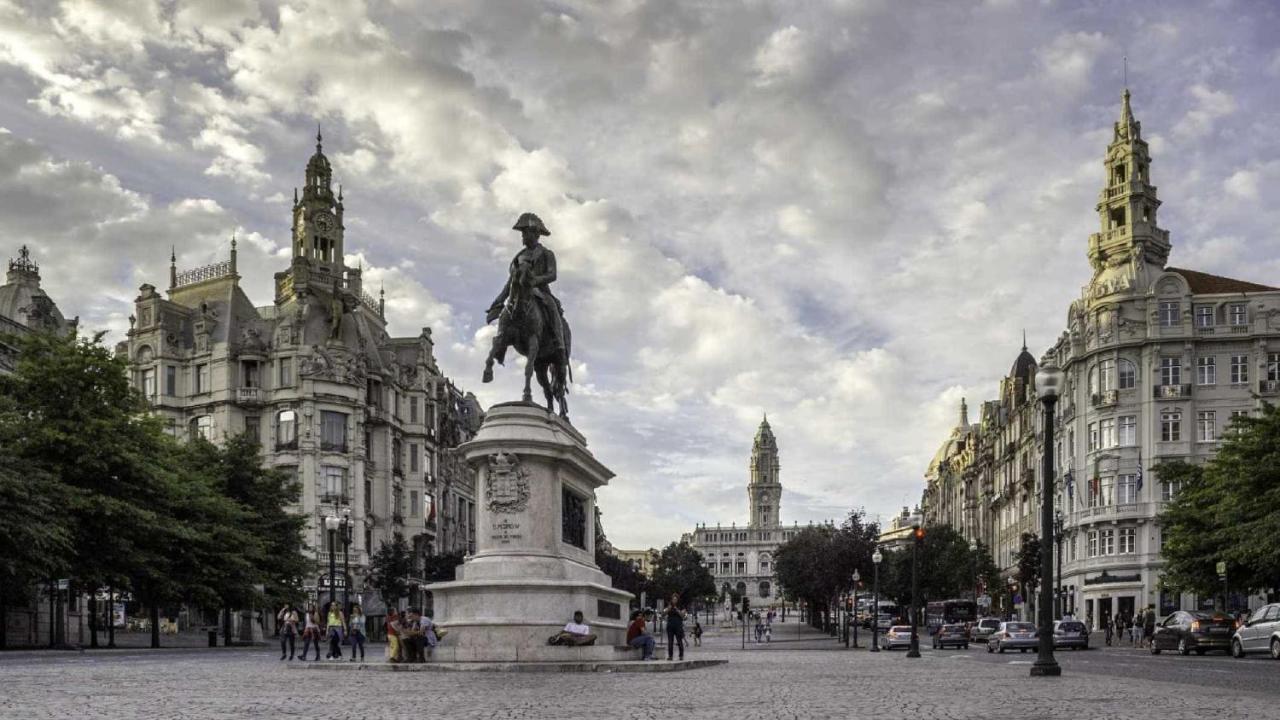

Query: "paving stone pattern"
(0, 624), (1274, 719)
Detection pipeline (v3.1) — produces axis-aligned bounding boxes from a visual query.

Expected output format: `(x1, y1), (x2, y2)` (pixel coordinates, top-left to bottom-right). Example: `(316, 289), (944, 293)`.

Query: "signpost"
(1216, 561), (1228, 612)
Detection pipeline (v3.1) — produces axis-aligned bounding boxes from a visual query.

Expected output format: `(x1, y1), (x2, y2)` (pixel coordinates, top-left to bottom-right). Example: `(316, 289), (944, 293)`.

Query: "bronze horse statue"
(482, 262), (572, 419)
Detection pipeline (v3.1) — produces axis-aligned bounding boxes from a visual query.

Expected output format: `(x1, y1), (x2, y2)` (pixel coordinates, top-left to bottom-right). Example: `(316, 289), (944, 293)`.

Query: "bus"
(926, 599), (977, 633)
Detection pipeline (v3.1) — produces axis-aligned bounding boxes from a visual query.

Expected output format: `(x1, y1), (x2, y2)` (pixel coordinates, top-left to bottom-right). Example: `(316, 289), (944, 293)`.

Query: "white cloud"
(2, 0), (1279, 550)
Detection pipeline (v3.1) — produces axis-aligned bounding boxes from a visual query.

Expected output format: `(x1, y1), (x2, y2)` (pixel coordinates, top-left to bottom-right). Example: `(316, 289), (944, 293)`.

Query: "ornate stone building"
(922, 91), (1280, 626)
(683, 417), (803, 605)
(120, 134), (482, 611)
(0, 246), (73, 373)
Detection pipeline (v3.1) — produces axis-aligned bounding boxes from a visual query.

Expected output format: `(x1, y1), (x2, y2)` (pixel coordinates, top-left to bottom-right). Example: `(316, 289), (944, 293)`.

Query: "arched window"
(736, 581), (747, 597)
(276, 409), (298, 449)
(135, 345), (153, 363)
(758, 581), (771, 598)
(1118, 359), (1137, 389)
(189, 415), (213, 442)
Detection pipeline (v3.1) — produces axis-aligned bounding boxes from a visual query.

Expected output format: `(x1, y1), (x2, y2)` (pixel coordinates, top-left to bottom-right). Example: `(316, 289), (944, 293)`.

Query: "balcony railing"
(1091, 390), (1118, 408)
(1153, 384), (1191, 399)
(320, 492), (351, 506)
(1260, 379), (1280, 396)
(234, 386), (264, 405)
(320, 441), (349, 453)
(365, 406), (389, 424)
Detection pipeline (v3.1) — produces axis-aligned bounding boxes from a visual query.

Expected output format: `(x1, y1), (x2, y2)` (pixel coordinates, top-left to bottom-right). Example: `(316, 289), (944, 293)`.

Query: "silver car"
(970, 617), (1001, 643)
(1232, 603), (1280, 659)
(882, 625), (914, 650)
(987, 621), (1038, 653)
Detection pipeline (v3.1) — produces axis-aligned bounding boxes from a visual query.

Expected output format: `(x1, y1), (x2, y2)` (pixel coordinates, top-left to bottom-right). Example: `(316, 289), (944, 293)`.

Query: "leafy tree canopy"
(649, 541), (715, 606)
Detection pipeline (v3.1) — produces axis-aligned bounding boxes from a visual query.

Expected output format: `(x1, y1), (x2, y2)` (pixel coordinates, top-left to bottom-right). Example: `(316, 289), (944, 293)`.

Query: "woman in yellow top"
(385, 608), (401, 663)
(325, 601), (346, 661)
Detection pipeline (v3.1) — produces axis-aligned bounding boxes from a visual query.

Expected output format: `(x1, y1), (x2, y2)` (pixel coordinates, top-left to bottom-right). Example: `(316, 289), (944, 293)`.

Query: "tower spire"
(169, 245), (176, 289)
(1021, 329), (1027, 352)
(316, 123), (322, 152)
(959, 397), (969, 428)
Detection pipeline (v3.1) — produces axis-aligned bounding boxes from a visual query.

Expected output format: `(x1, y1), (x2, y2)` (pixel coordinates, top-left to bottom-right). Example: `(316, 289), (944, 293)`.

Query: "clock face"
(314, 212), (334, 232)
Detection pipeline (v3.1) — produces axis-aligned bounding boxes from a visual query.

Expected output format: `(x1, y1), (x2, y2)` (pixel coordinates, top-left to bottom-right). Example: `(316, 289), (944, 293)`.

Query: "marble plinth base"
(425, 403), (634, 661)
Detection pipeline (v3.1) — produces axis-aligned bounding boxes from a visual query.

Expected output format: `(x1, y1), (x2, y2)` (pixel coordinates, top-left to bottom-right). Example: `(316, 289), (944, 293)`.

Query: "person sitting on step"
(547, 611), (597, 646)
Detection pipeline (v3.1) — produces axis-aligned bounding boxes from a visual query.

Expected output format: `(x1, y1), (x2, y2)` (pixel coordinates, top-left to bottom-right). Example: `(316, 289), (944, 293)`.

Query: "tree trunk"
(223, 606), (233, 647)
(88, 592), (99, 649)
(0, 583), (7, 650)
(149, 604), (160, 649)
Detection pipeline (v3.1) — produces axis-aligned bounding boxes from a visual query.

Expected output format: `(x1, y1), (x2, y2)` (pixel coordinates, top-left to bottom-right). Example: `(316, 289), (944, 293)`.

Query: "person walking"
(277, 604), (298, 661)
(691, 620), (703, 647)
(301, 606), (321, 661)
(325, 601), (345, 660)
(1142, 606), (1156, 648)
(420, 609), (440, 661)
(347, 605), (366, 662)
(1103, 613), (1113, 646)
(665, 594), (686, 661)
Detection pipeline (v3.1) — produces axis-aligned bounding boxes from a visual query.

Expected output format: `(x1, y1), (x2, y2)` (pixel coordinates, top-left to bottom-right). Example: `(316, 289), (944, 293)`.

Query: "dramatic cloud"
(2, 0), (1279, 548)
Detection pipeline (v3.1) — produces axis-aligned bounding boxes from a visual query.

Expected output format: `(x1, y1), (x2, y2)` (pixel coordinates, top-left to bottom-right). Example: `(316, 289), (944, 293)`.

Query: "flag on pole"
(1136, 450), (1144, 493)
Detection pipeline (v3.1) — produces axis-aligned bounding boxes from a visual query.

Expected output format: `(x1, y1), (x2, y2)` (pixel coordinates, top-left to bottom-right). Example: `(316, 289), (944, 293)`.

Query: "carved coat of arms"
(486, 452), (530, 513)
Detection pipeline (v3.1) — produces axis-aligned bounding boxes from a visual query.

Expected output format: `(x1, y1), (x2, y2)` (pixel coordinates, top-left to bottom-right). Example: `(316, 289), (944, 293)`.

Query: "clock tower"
(748, 415), (782, 528)
(292, 127), (345, 273)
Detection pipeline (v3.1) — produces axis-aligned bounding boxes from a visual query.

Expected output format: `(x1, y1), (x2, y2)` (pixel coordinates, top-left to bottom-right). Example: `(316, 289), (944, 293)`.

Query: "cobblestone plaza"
(2, 626), (1275, 720)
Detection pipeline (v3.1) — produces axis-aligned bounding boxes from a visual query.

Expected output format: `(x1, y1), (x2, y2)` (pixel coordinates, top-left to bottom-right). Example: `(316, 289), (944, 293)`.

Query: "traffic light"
(913, 526), (926, 543)
(742, 597), (750, 615)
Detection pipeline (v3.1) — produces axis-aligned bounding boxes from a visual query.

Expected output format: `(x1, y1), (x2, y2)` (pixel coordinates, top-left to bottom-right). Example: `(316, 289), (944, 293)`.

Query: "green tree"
(649, 541), (715, 607)
(367, 533), (414, 610)
(773, 510), (881, 627)
(1159, 403), (1280, 601)
(596, 550), (650, 601)
(422, 551), (466, 582)
(1014, 532), (1041, 602)
(0, 456), (72, 648)
(879, 526), (999, 611)
(0, 330), (195, 647)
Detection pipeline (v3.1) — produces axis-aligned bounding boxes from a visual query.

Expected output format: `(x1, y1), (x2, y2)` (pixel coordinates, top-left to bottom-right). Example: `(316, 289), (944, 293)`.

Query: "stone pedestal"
(426, 402), (633, 662)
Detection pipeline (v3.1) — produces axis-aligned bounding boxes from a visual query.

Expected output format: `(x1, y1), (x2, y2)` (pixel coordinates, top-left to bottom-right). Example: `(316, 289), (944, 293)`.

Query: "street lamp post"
(324, 515), (340, 612)
(907, 526), (923, 659)
(969, 540), (978, 604)
(1053, 511), (1065, 620)
(851, 569), (861, 648)
(341, 509), (352, 615)
(1031, 361), (1064, 677)
(871, 549), (882, 652)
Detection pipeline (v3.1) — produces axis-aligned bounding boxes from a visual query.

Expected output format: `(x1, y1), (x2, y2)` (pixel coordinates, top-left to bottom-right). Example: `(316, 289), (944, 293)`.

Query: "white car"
(1231, 603), (1280, 659)
(882, 625), (914, 650)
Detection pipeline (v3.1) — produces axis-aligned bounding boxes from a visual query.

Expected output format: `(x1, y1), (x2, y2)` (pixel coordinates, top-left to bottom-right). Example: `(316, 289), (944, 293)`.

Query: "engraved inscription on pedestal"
(490, 518), (523, 545)
(485, 451), (530, 513)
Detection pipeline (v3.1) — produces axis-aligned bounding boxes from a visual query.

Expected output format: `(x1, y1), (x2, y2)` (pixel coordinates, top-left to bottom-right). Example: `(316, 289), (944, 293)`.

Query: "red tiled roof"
(1166, 267), (1278, 294)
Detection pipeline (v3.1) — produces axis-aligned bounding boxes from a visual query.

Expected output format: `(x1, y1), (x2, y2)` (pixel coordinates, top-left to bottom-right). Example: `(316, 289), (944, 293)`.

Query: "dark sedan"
(1052, 620), (1089, 650)
(932, 623), (969, 649)
(1151, 611), (1237, 656)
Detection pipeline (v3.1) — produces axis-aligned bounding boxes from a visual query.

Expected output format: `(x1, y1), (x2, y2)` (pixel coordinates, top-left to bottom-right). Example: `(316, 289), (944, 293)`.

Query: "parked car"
(970, 617), (1002, 643)
(873, 614), (894, 632)
(932, 623), (969, 649)
(987, 621), (1038, 653)
(882, 625), (914, 650)
(1052, 620), (1089, 650)
(1231, 603), (1280, 659)
(1150, 611), (1236, 656)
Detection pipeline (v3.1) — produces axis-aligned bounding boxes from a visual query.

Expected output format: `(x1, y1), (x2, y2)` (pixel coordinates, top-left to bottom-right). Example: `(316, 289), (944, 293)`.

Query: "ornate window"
(1196, 357), (1216, 385)
(1118, 359), (1136, 389)
(320, 411), (348, 452)
(276, 409), (298, 449)
(189, 415), (214, 442)
(1230, 355), (1249, 385)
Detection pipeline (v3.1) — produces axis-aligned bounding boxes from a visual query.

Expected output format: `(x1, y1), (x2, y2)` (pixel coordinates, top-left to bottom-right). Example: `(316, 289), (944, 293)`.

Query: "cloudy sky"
(3, 0), (1280, 549)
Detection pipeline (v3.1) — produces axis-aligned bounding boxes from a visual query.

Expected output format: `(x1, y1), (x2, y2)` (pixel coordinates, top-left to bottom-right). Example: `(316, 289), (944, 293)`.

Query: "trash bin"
(208, 630), (217, 647)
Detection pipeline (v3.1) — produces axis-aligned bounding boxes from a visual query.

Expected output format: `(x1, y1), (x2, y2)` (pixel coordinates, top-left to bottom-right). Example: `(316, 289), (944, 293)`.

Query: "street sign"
(56, 578), (69, 591)
(317, 573), (350, 590)
(1215, 561), (1227, 577)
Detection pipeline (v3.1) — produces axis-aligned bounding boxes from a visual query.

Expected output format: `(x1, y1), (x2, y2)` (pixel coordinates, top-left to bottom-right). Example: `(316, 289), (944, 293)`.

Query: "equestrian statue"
(482, 212), (572, 420)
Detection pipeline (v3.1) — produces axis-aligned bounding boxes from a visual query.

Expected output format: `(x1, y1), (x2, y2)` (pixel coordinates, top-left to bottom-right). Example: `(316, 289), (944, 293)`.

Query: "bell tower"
(292, 127), (345, 273)
(1087, 90), (1170, 278)
(748, 415), (782, 528)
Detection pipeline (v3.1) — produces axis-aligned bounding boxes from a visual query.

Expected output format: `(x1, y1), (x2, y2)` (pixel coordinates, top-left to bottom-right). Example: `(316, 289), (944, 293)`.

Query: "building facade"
(120, 135), (482, 613)
(922, 90), (1279, 626)
(683, 417), (803, 605)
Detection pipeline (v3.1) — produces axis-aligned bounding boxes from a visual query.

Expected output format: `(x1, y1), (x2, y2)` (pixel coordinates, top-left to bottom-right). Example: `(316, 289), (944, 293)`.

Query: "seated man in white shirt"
(547, 611), (597, 646)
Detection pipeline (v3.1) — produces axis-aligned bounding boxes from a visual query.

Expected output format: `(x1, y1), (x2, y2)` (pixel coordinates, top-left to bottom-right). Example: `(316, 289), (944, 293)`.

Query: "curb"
(286, 658), (728, 673)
